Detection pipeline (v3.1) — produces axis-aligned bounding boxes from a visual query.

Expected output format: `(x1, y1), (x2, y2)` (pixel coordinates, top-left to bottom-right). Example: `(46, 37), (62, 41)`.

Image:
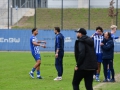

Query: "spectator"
(100, 32), (115, 82)
(72, 28), (97, 90)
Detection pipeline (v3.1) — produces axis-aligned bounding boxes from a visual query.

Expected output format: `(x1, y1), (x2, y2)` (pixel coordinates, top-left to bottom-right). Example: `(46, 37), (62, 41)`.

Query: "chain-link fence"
(0, 0), (120, 30)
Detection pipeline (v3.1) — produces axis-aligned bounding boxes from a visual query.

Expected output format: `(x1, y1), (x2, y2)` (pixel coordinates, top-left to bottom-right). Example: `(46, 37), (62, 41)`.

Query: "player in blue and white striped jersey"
(91, 26), (104, 82)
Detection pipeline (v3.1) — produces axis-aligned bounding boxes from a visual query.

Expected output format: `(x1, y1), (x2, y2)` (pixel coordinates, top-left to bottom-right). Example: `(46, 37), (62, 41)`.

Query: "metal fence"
(0, 0), (120, 30)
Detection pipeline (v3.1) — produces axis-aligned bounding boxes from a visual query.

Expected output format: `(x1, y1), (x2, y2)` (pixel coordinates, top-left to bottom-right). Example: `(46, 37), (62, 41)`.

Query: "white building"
(48, 0), (120, 8)
(1, 0), (119, 9)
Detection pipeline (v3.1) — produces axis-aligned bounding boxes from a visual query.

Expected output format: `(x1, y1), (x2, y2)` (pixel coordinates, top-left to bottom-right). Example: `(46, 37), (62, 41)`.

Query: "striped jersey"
(93, 34), (104, 54)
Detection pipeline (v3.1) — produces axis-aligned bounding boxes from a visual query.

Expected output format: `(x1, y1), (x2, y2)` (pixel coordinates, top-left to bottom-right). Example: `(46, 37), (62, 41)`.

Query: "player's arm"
(111, 34), (119, 39)
(32, 41), (40, 46)
(114, 36), (119, 39)
(91, 33), (96, 38)
(37, 40), (46, 44)
(32, 41), (46, 48)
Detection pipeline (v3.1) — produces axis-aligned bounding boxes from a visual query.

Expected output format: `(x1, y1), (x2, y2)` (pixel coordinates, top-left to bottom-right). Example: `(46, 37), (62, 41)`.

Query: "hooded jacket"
(101, 37), (114, 60)
(74, 35), (97, 70)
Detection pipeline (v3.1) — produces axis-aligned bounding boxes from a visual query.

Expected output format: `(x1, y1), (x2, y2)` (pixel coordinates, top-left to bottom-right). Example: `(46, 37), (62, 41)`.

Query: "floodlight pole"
(116, 0), (118, 28)
(88, 0), (90, 30)
(11, 5), (13, 26)
(8, 0), (10, 29)
(34, 0), (36, 28)
(61, 0), (63, 30)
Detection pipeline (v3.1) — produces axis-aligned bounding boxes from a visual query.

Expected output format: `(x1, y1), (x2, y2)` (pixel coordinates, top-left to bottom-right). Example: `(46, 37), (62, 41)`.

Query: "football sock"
(96, 73), (99, 79)
(31, 68), (36, 73)
(107, 69), (110, 79)
(37, 70), (40, 76)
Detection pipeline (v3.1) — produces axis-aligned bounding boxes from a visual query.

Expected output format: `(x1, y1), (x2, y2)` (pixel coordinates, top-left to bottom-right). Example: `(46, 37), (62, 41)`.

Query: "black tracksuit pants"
(55, 52), (64, 77)
(72, 70), (94, 90)
(103, 59), (115, 80)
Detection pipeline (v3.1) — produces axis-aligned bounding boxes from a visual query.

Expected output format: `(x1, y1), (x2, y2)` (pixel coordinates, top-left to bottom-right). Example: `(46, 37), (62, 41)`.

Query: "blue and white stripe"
(93, 35), (104, 54)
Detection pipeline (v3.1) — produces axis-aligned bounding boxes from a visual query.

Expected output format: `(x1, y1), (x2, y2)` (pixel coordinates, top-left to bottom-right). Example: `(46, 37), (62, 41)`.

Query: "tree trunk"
(111, 18), (114, 25)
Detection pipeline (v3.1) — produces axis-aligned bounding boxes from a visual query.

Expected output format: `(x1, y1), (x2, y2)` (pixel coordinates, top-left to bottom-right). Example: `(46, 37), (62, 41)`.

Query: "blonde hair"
(110, 25), (117, 30)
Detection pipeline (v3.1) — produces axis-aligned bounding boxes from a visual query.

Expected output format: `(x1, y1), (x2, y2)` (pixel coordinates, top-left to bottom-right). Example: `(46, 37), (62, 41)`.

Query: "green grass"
(12, 8), (120, 30)
(0, 52), (120, 90)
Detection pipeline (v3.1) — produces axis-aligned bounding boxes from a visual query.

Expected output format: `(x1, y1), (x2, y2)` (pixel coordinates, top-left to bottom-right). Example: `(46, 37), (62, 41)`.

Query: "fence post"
(11, 5), (12, 26)
(61, 0), (63, 30)
(34, 0), (36, 28)
(8, 0), (9, 29)
(88, 0), (90, 30)
(116, 0), (118, 28)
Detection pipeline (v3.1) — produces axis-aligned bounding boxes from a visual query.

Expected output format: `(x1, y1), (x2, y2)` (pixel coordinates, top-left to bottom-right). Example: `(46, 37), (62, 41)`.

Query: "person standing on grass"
(107, 25), (119, 81)
(29, 28), (46, 79)
(100, 32), (115, 82)
(91, 26), (104, 82)
(72, 28), (97, 90)
(54, 27), (64, 81)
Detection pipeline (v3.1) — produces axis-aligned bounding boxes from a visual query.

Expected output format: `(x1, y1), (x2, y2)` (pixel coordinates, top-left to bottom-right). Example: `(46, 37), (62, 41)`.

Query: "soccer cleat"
(109, 79), (116, 82)
(37, 76), (43, 79)
(95, 77), (101, 82)
(54, 77), (62, 81)
(96, 79), (101, 82)
(29, 72), (34, 78)
(107, 78), (110, 82)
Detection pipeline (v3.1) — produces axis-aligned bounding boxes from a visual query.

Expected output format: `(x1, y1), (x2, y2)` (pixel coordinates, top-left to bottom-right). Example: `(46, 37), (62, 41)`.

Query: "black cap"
(75, 28), (87, 35)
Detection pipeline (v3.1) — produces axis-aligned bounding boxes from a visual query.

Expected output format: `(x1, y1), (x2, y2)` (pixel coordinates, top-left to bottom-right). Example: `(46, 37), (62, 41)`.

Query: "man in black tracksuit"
(54, 27), (64, 81)
(100, 32), (115, 82)
(72, 28), (98, 90)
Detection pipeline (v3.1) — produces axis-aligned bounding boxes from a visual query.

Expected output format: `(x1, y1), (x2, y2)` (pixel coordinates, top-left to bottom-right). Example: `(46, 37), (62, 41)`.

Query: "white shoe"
(54, 77), (62, 81)
(93, 75), (96, 79)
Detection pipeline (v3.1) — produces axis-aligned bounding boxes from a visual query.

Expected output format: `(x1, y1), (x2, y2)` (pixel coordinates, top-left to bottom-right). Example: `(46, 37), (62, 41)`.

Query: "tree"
(108, 0), (118, 25)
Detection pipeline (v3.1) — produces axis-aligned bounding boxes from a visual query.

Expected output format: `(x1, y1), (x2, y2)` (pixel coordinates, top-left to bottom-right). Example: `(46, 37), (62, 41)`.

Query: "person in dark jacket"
(54, 27), (64, 81)
(72, 28), (98, 90)
(100, 32), (115, 82)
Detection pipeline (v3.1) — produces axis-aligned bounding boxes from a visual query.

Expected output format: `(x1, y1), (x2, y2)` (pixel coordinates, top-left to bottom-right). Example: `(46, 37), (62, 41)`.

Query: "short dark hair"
(96, 26), (103, 32)
(32, 28), (37, 33)
(107, 32), (111, 38)
(54, 27), (60, 32)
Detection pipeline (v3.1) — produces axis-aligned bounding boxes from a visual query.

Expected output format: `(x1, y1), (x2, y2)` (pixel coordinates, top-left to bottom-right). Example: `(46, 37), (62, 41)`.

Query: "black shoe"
(109, 79), (115, 82)
(37, 76), (43, 79)
(103, 79), (108, 82)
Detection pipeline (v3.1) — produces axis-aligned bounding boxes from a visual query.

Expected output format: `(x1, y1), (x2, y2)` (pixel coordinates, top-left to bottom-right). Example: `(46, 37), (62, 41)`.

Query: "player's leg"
(36, 60), (42, 79)
(107, 64), (111, 81)
(29, 54), (41, 78)
(96, 62), (101, 80)
(96, 53), (102, 81)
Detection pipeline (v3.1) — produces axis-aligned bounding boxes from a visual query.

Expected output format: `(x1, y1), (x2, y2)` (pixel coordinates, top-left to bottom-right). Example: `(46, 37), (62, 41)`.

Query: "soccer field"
(0, 52), (120, 90)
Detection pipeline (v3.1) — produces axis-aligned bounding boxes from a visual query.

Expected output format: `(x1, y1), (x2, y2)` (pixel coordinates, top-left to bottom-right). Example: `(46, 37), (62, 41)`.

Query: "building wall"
(48, 0), (120, 8)
(48, 0), (78, 8)
(90, 0), (120, 8)
(0, 0), (8, 8)
(78, 0), (89, 8)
